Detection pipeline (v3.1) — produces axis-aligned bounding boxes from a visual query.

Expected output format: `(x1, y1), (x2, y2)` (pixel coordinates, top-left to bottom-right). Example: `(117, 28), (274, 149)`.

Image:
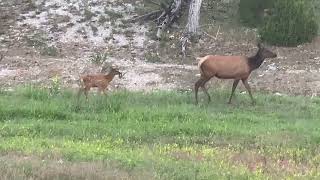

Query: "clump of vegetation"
(49, 75), (62, 96)
(98, 15), (108, 25)
(83, 9), (96, 21)
(104, 9), (123, 19)
(25, 33), (59, 57)
(145, 51), (161, 63)
(259, 0), (318, 46)
(312, 0), (320, 34)
(123, 29), (135, 38)
(90, 52), (108, 65)
(25, 33), (47, 47)
(90, 24), (98, 36)
(238, 0), (275, 27)
(40, 45), (59, 56)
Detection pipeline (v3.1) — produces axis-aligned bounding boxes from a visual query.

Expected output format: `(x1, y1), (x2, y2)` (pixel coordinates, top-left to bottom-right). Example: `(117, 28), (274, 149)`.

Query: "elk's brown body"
(78, 67), (123, 100)
(195, 43), (277, 105)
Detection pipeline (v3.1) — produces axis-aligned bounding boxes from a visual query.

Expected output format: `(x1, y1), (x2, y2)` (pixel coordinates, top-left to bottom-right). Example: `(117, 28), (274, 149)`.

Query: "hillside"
(0, 0), (319, 95)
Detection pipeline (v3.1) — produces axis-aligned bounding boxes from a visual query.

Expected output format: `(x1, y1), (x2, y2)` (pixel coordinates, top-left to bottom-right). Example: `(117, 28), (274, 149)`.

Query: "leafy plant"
(239, 0), (275, 27)
(40, 45), (59, 57)
(259, 0), (318, 46)
(90, 52), (108, 65)
(49, 75), (61, 96)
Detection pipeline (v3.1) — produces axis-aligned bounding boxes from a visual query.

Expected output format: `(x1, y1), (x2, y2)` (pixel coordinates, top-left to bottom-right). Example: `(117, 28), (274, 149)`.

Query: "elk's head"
(109, 67), (123, 78)
(258, 43), (277, 59)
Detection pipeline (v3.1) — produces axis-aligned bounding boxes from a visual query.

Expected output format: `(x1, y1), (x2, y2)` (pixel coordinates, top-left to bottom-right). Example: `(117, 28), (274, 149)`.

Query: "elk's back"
(199, 55), (250, 79)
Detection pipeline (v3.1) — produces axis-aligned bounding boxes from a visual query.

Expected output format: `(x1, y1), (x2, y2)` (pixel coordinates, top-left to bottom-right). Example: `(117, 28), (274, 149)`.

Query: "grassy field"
(0, 86), (320, 179)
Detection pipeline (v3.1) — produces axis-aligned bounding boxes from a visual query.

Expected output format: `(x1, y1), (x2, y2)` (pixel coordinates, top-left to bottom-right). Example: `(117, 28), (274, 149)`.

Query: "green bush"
(259, 0), (318, 46)
(313, 0), (320, 34)
(239, 0), (275, 27)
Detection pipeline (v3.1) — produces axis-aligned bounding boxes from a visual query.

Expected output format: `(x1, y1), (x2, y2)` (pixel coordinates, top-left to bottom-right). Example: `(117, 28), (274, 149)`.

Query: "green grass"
(0, 86), (320, 179)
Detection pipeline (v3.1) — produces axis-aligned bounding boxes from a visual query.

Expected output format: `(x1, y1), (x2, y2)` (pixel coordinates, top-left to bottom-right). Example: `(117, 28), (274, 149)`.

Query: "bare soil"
(0, 153), (153, 180)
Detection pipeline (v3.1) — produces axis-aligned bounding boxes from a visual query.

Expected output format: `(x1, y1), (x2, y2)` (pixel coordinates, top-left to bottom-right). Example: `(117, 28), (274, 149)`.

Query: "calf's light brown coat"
(78, 67), (123, 100)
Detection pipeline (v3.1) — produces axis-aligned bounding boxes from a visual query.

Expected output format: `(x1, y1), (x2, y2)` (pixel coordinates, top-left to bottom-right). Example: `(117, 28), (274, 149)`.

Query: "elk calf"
(78, 67), (123, 100)
(195, 43), (277, 105)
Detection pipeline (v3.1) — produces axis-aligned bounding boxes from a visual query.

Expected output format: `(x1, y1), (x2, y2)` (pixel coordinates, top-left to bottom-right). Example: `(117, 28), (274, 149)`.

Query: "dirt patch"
(0, 153), (154, 180)
(231, 151), (267, 172)
(230, 151), (311, 177)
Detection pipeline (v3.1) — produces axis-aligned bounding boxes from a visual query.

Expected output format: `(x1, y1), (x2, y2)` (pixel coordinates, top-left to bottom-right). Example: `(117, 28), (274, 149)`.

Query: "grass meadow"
(0, 86), (320, 179)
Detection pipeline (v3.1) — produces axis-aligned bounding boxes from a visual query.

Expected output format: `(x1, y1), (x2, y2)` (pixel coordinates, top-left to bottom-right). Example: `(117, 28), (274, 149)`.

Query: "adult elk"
(78, 67), (123, 100)
(195, 43), (277, 105)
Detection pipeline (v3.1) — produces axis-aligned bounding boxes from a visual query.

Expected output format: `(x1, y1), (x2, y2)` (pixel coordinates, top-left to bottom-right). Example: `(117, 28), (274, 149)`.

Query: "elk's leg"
(84, 87), (90, 101)
(200, 78), (211, 103)
(194, 78), (204, 105)
(102, 88), (108, 96)
(98, 88), (103, 95)
(98, 86), (108, 96)
(77, 88), (83, 99)
(228, 79), (240, 104)
(242, 78), (255, 105)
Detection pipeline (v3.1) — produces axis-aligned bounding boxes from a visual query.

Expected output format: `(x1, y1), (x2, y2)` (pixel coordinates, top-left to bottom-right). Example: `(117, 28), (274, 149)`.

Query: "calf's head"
(109, 67), (123, 78)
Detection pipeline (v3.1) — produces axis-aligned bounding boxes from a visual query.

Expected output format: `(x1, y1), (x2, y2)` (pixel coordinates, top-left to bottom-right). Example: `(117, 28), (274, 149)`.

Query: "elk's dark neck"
(104, 73), (116, 80)
(248, 49), (265, 71)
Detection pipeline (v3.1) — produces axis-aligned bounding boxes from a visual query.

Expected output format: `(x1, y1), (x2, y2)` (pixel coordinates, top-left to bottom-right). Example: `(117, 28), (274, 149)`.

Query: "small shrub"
(40, 45), (59, 57)
(84, 9), (95, 21)
(123, 29), (135, 38)
(25, 33), (59, 57)
(104, 9), (123, 19)
(49, 75), (62, 96)
(90, 25), (98, 36)
(90, 52), (108, 65)
(145, 52), (161, 63)
(98, 15), (108, 25)
(25, 33), (46, 48)
(259, 0), (318, 46)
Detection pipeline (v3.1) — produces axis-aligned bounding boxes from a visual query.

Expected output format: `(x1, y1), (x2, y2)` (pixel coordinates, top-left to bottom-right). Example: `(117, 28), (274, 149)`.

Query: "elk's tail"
(196, 56), (207, 76)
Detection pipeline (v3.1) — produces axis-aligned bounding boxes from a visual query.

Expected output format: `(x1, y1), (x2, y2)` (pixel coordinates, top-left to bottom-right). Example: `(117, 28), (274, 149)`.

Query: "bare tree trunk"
(132, 0), (203, 59)
(181, 0), (203, 58)
(187, 0), (202, 35)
